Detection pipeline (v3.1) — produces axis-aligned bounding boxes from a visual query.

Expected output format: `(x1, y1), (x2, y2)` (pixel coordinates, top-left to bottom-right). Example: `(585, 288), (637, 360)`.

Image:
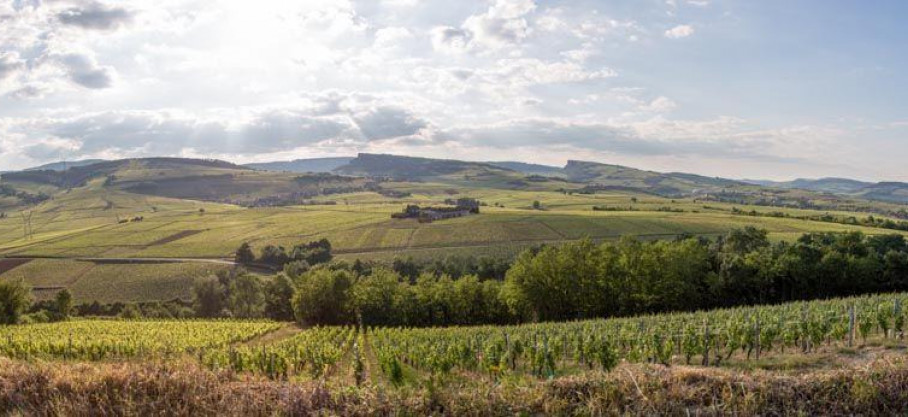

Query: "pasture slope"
(1, 155), (907, 304)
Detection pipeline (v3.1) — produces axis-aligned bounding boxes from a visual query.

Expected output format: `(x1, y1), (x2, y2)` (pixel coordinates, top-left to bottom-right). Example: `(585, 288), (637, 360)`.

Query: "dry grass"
(2, 355), (908, 416)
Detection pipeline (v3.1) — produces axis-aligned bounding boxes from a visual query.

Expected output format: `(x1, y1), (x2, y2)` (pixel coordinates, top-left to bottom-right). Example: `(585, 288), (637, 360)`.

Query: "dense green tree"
(235, 242), (255, 265)
(54, 289), (73, 320)
(0, 279), (32, 325)
(264, 273), (295, 320)
(260, 245), (289, 267)
(292, 268), (353, 325)
(352, 268), (403, 326)
(228, 273), (265, 318)
(192, 277), (227, 318)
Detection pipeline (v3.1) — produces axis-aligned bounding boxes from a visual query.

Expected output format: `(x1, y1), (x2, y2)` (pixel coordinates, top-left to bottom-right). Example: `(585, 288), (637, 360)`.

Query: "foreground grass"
(1, 354), (906, 416)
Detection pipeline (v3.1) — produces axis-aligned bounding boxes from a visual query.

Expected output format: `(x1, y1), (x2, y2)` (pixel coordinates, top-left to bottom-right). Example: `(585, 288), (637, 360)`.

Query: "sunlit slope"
(1, 185), (902, 260)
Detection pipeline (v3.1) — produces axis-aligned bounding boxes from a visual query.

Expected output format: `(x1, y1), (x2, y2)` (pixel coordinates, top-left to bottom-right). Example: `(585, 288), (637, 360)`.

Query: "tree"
(54, 289), (73, 320)
(283, 260), (310, 278)
(260, 245), (289, 267)
(352, 268), (403, 326)
(118, 304), (143, 319)
(193, 277), (226, 318)
(290, 239), (333, 266)
(235, 242), (255, 265)
(532, 200), (542, 210)
(228, 273), (266, 318)
(292, 268), (353, 325)
(264, 273), (295, 320)
(0, 279), (32, 325)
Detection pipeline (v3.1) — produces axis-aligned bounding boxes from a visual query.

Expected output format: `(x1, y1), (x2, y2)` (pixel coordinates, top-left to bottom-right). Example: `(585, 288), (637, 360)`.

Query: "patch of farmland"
(0, 258), (31, 275)
(147, 230), (203, 246)
(67, 262), (230, 303)
(0, 259), (94, 289)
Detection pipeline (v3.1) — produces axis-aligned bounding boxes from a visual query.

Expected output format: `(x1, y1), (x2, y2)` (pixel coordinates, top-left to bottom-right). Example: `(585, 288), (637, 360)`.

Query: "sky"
(0, 0), (906, 181)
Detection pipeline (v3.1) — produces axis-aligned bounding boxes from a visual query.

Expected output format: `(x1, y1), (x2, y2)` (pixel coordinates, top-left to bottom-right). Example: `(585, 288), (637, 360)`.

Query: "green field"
(3, 292), (906, 383)
(2, 158), (907, 305)
(2, 187), (900, 260)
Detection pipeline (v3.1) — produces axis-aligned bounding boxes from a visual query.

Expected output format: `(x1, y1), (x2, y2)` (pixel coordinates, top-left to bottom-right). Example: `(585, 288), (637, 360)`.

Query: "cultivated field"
(2, 181), (905, 303)
(3, 293), (908, 414)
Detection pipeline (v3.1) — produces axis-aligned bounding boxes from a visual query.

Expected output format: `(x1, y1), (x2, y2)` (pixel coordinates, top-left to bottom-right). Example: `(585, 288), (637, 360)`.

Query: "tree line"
(2, 229), (908, 327)
(287, 228), (908, 326)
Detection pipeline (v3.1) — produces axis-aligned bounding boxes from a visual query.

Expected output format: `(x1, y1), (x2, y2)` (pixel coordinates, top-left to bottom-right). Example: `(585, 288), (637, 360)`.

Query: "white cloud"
(639, 96), (677, 113)
(373, 27), (413, 49)
(0, 0), (896, 180)
(665, 24), (695, 39)
(0, 52), (25, 81)
(430, 0), (537, 53)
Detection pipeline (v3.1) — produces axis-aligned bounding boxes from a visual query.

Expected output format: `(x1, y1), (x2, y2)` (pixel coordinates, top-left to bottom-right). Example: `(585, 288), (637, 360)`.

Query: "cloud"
(431, 0), (536, 53)
(56, 52), (116, 89)
(4, 97), (432, 159)
(7, 84), (48, 100)
(639, 96), (677, 113)
(430, 26), (472, 53)
(57, 1), (134, 30)
(352, 106), (427, 140)
(0, 52), (25, 80)
(373, 26), (413, 49)
(434, 116), (830, 164)
(485, 58), (616, 87)
(462, 0), (535, 49)
(665, 24), (695, 39)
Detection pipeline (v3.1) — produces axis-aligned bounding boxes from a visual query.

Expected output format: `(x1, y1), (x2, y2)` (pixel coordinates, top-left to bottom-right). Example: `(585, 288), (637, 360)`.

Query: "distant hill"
(487, 161), (563, 176)
(334, 153), (516, 179)
(0, 157), (365, 204)
(245, 157), (354, 173)
(562, 160), (743, 196)
(24, 159), (108, 172)
(744, 177), (873, 194)
(2, 158), (248, 189)
(853, 182), (908, 204)
(743, 177), (908, 204)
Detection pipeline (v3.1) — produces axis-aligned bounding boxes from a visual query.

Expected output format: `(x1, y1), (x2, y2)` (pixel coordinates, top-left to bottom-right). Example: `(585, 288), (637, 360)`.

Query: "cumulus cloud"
(373, 26), (413, 49)
(352, 106), (427, 140)
(0, 0), (890, 179)
(665, 24), (695, 39)
(639, 96), (677, 113)
(462, 0), (535, 49)
(437, 116), (823, 162)
(2, 95), (432, 159)
(7, 84), (48, 100)
(431, 0), (536, 53)
(430, 26), (472, 53)
(0, 52), (25, 80)
(57, 1), (134, 30)
(56, 52), (116, 89)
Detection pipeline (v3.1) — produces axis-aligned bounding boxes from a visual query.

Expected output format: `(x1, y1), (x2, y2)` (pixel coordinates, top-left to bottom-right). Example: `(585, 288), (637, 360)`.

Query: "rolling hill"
(562, 160), (744, 196)
(244, 157), (354, 173)
(744, 177), (874, 194)
(24, 159), (108, 172)
(744, 177), (908, 204)
(1, 157), (367, 206)
(334, 153), (518, 180)
(487, 161), (564, 176)
(2, 153), (908, 305)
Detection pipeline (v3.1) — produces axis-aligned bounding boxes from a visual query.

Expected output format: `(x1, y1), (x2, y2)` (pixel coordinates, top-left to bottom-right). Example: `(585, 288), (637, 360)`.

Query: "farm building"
(392, 198), (480, 223)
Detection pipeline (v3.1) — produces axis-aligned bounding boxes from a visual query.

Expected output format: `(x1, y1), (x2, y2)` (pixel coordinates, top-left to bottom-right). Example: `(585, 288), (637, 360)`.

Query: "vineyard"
(0, 320), (281, 361)
(2, 292), (908, 386)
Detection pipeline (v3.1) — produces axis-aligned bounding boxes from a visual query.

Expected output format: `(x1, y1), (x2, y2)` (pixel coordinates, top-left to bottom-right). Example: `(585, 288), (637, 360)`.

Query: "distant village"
(392, 198), (481, 222)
